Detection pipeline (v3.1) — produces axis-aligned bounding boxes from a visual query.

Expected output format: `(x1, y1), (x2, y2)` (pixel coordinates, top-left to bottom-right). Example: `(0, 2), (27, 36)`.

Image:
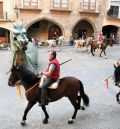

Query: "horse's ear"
(114, 64), (117, 69)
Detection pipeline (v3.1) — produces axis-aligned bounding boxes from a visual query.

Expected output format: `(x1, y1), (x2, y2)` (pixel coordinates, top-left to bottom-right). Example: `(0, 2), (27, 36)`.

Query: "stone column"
(117, 27), (120, 38)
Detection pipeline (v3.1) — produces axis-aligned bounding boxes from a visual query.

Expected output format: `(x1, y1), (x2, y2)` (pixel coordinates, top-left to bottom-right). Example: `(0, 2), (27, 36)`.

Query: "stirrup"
(46, 96), (52, 102)
(39, 101), (48, 106)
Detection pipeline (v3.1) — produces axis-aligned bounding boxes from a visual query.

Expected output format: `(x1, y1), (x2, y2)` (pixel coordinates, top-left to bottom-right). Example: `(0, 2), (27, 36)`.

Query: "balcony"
(18, 1), (41, 11)
(50, 0), (71, 12)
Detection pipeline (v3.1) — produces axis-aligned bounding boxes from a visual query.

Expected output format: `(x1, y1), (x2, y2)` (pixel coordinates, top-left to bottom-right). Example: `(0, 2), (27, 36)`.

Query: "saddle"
(49, 81), (59, 89)
(39, 75), (59, 89)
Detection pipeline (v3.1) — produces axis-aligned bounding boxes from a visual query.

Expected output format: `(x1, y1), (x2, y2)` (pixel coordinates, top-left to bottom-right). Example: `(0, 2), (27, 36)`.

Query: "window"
(0, 2), (3, 18)
(110, 6), (119, 18)
(0, 28), (5, 37)
(23, 0), (38, 7)
(82, 0), (96, 10)
(52, 0), (69, 8)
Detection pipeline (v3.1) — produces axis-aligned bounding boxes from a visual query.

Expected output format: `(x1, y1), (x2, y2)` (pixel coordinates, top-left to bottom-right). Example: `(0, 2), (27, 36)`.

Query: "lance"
(60, 59), (72, 65)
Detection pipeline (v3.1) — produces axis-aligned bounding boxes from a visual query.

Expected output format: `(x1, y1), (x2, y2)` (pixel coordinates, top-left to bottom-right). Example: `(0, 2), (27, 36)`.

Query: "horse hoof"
(105, 56), (107, 59)
(117, 100), (120, 104)
(68, 119), (74, 124)
(80, 106), (85, 110)
(21, 121), (26, 126)
(43, 119), (48, 124)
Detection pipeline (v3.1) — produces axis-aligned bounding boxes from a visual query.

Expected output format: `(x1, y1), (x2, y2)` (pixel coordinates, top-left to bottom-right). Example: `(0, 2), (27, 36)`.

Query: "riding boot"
(39, 88), (49, 106)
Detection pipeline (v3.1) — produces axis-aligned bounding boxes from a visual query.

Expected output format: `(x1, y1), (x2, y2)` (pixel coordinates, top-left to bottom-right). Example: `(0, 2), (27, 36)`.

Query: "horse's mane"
(18, 66), (39, 84)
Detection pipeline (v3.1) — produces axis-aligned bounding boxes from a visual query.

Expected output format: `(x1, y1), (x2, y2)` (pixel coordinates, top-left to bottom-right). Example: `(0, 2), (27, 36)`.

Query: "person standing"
(38, 50), (60, 106)
(82, 32), (87, 40)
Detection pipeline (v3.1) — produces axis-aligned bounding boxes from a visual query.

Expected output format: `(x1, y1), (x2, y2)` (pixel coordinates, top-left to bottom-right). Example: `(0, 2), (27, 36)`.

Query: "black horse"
(114, 65), (120, 104)
(8, 65), (89, 125)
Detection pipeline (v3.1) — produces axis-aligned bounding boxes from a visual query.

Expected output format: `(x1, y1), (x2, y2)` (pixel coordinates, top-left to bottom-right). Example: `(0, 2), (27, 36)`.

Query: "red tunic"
(45, 58), (60, 79)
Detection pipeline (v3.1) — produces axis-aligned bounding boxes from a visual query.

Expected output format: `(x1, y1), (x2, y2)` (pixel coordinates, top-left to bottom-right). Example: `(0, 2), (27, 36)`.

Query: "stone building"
(0, 0), (120, 44)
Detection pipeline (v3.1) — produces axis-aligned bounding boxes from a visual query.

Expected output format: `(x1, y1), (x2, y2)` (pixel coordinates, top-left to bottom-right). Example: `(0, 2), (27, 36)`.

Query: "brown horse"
(91, 40), (108, 59)
(8, 65), (89, 125)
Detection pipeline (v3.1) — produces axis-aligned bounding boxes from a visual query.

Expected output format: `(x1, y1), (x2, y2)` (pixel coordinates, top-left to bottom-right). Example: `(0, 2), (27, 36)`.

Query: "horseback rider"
(38, 50), (60, 106)
(98, 33), (103, 48)
(82, 32), (86, 40)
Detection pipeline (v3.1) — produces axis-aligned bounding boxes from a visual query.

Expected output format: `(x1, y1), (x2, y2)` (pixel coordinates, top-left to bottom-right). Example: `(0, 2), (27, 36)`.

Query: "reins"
(25, 81), (40, 95)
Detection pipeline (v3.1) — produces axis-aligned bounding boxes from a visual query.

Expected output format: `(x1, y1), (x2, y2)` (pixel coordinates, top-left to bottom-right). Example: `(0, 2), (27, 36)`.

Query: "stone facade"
(0, 0), (120, 43)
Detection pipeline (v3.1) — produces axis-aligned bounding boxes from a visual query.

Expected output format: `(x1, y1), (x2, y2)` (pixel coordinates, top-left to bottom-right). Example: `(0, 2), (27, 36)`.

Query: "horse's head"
(8, 65), (40, 87)
(8, 65), (20, 87)
(114, 65), (120, 86)
(12, 22), (29, 51)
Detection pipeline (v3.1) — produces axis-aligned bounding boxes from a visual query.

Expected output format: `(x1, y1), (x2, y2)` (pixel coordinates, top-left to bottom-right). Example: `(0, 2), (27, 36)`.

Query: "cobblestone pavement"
(0, 45), (120, 129)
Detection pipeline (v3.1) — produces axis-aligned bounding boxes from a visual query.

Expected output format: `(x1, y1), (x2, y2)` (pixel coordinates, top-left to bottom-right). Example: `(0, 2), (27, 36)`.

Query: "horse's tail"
(79, 80), (89, 107)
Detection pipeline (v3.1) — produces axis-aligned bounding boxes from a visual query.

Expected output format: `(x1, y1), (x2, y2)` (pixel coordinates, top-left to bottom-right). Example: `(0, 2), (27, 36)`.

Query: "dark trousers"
(40, 78), (57, 105)
(42, 78), (57, 89)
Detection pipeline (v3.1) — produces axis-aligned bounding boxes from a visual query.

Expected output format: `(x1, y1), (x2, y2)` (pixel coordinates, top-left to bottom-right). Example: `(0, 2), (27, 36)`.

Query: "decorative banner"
(105, 79), (108, 90)
(16, 86), (23, 99)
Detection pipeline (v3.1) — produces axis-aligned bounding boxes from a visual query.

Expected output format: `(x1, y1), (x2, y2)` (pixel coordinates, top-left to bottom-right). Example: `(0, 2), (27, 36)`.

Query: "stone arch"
(26, 17), (65, 35)
(0, 27), (10, 43)
(71, 18), (97, 38)
(102, 25), (119, 38)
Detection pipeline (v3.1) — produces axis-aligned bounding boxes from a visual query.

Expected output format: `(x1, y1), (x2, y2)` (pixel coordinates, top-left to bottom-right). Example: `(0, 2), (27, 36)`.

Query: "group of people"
(70, 31), (115, 48)
(70, 32), (87, 46)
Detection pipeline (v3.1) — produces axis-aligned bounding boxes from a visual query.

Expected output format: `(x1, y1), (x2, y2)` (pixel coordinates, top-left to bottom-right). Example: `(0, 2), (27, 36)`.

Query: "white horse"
(85, 36), (93, 53)
(46, 36), (65, 51)
(46, 39), (56, 47)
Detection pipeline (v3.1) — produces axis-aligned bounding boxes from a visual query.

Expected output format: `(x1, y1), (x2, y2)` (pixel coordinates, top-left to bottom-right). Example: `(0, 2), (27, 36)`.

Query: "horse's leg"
(103, 49), (107, 59)
(86, 46), (89, 54)
(41, 106), (49, 124)
(86, 46), (88, 52)
(68, 96), (79, 124)
(102, 49), (107, 59)
(77, 96), (85, 110)
(116, 91), (120, 104)
(21, 101), (36, 126)
(91, 45), (94, 56)
(100, 49), (103, 57)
